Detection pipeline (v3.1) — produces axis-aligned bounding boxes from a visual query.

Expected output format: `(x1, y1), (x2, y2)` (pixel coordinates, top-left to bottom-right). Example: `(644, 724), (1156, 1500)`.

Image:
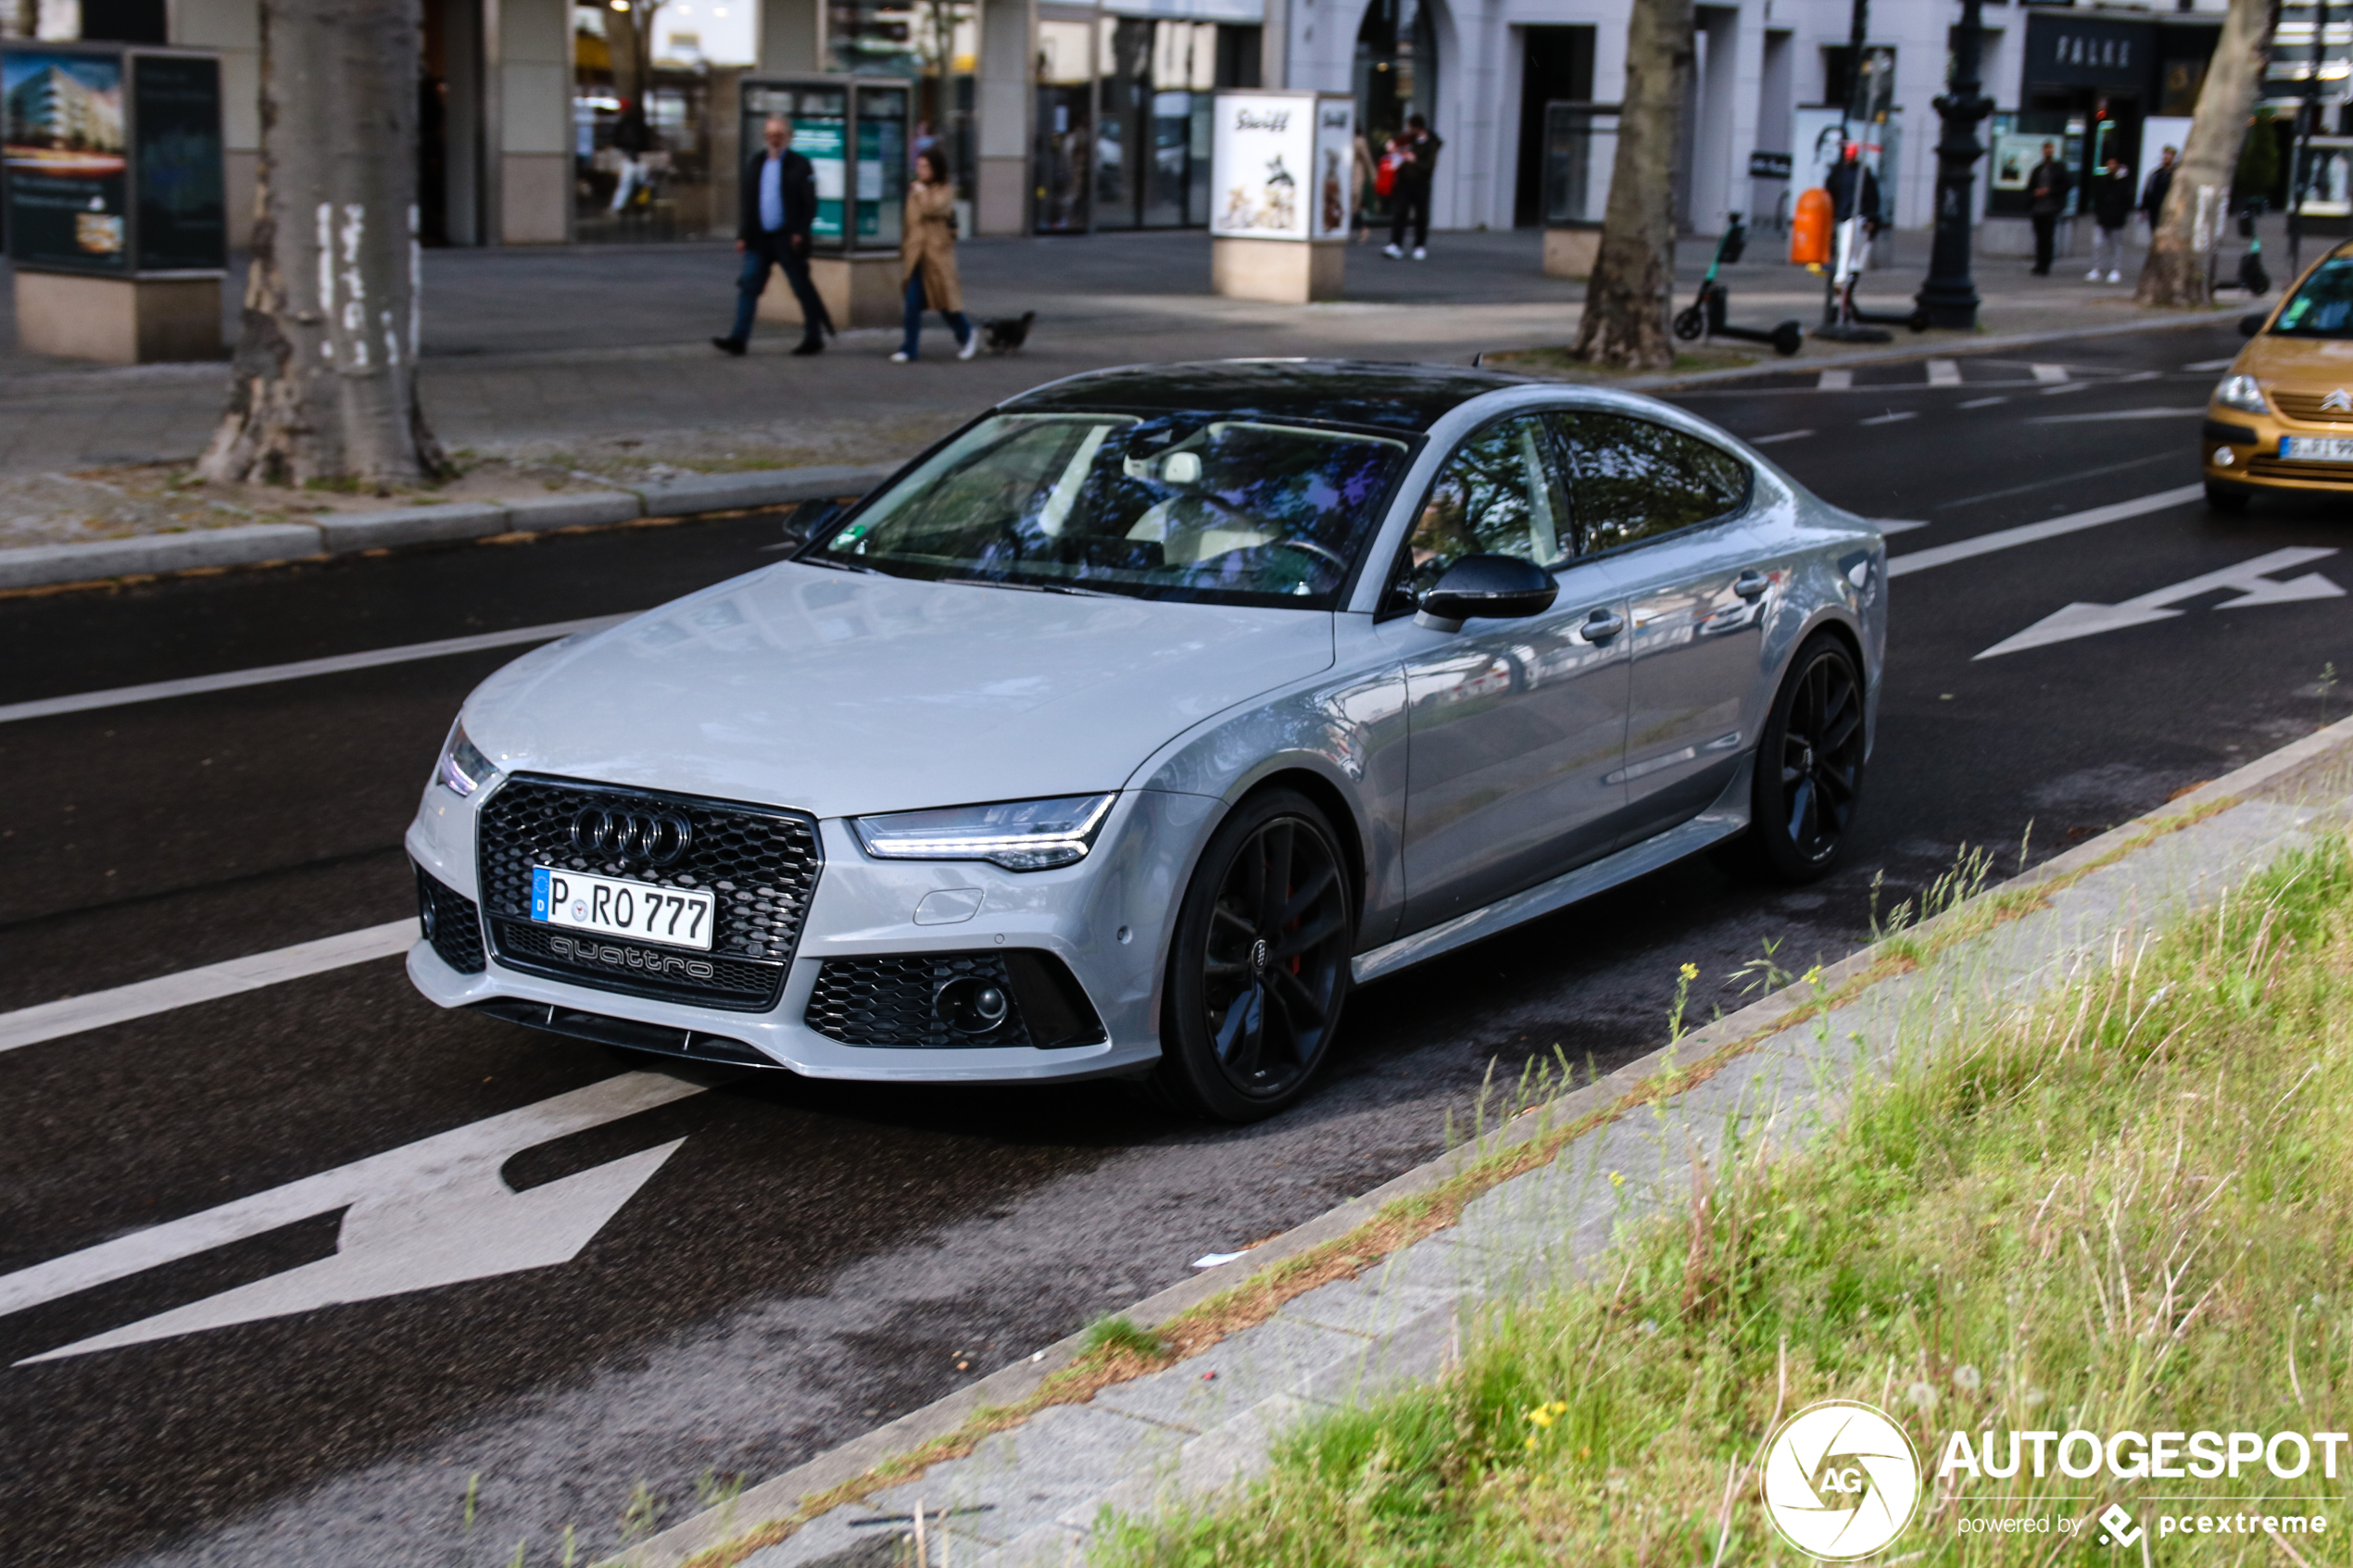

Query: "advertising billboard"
(4, 46), (131, 273)
(1211, 93), (1310, 241)
(1311, 96), (1354, 242)
(132, 52), (225, 271)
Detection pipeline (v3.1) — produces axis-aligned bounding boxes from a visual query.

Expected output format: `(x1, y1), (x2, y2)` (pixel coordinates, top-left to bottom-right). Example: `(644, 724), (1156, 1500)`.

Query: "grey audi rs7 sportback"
(407, 360), (1886, 1121)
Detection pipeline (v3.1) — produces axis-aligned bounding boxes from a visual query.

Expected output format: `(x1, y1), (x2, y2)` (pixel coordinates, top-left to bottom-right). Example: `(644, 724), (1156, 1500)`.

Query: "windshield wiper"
(940, 576), (1121, 598)
(802, 556), (884, 574)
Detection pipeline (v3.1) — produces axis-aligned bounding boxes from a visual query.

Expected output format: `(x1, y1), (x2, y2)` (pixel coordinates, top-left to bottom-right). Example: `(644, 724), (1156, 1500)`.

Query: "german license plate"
(532, 866), (715, 950)
(2283, 436), (2353, 463)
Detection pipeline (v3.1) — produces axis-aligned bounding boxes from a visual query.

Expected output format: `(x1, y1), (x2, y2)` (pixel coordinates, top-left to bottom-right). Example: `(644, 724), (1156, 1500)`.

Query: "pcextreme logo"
(1761, 1400), (1924, 1561)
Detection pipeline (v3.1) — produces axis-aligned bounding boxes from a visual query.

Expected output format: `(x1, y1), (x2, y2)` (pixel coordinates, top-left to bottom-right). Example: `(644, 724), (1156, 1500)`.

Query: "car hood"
(2243, 332), (2353, 389)
(462, 563), (1337, 818)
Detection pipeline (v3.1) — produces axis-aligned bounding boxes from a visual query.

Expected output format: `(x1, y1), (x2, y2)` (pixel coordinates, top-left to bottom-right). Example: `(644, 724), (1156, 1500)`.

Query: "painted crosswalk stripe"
(0, 613), (635, 726)
(2031, 363), (2069, 383)
(1889, 484), (2207, 578)
(0, 920), (419, 1053)
(1927, 359), (1962, 386)
(1818, 369), (1854, 390)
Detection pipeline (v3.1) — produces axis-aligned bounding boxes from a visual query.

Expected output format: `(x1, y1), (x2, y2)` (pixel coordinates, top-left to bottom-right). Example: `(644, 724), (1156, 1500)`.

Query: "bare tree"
(1568, 0), (1694, 370)
(2135, 0), (2277, 307)
(198, 0), (445, 487)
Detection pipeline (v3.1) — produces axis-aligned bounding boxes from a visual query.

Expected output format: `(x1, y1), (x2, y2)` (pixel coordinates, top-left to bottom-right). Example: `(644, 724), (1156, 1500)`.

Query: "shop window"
(830, 0), (976, 213)
(572, 1), (752, 244)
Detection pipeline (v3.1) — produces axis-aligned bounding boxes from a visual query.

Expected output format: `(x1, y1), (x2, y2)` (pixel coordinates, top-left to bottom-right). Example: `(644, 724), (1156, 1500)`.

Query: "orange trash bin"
(1789, 187), (1832, 266)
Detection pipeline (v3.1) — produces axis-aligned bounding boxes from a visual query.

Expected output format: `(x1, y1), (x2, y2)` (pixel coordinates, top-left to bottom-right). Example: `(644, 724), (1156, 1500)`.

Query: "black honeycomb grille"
(2247, 457), (2353, 486)
(806, 955), (1033, 1048)
(476, 775), (821, 1010)
(414, 866), (486, 974)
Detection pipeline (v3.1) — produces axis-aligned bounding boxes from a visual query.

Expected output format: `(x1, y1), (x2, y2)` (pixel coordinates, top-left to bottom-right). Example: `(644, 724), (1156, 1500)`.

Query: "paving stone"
(1276, 1236), (1478, 1338)
(1296, 1306), (1463, 1411)
(855, 1402), (1185, 1551)
(1089, 1314), (1365, 1434)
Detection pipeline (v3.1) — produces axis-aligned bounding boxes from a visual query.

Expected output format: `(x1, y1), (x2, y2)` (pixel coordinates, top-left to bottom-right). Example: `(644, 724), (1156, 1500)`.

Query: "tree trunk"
(1569, 0), (1694, 370)
(198, 0), (446, 487)
(2135, 0), (2276, 308)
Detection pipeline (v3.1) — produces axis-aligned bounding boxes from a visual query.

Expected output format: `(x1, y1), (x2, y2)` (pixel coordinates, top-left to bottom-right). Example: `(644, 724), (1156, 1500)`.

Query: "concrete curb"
(0, 464), (894, 592)
(606, 709), (2353, 1568)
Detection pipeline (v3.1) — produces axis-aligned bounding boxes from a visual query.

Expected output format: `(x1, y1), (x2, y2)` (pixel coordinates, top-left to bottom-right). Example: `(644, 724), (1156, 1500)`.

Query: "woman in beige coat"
(893, 151), (976, 362)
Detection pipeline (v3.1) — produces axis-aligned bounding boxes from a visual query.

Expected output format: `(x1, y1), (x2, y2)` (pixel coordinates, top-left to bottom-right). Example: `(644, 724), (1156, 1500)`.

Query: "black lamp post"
(1916, 0), (1994, 329)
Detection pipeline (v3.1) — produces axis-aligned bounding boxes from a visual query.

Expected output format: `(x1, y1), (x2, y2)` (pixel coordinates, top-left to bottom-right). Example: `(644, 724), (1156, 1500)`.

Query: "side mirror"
(1416, 554), (1559, 632)
(777, 496), (849, 551)
(2239, 312), (2267, 339)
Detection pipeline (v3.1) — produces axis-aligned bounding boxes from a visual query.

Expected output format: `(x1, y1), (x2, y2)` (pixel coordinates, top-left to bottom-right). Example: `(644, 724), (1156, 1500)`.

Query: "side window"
(1553, 411), (1752, 552)
(1395, 416), (1571, 600)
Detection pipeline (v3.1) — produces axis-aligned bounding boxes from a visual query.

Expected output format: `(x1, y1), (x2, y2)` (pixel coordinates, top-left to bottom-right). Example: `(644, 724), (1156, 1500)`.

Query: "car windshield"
(810, 412), (1412, 608)
(2271, 257), (2353, 338)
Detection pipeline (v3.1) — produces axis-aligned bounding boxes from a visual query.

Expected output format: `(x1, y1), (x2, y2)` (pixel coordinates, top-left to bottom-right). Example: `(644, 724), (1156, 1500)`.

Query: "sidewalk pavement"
(604, 712), (2353, 1568)
(0, 222), (2244, 560)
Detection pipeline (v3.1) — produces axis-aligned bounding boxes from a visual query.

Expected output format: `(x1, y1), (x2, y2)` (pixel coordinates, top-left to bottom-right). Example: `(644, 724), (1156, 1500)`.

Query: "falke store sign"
(2026, 13), (2152, 88)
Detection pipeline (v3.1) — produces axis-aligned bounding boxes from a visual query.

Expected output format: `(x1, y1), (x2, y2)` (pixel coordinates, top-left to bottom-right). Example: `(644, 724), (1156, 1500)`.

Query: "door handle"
(1579, 608), (1626, 643)
(1733, 570), (1770, 600)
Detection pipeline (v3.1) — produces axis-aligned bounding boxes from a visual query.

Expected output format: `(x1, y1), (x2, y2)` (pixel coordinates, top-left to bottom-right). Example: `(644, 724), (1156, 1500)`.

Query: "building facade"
(8, 0), (2303, 251)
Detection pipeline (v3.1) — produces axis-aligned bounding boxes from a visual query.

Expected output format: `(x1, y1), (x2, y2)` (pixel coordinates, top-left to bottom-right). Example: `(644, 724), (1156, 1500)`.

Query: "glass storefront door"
(1085, 16), (1217, 232)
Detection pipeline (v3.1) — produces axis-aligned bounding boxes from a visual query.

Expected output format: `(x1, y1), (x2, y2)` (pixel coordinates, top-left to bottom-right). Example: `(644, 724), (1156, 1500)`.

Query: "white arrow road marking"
(1, 1072), (708, 1363)
(0, 920), (419, 1055)
(0, 613), (634, 726)
(1976, 547), (2345, 659)
(1889, 484), (2206, 577)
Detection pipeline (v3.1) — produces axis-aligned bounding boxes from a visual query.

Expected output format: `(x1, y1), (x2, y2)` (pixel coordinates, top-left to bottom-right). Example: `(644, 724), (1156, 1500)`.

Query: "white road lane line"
(2185, 358), (2235, 371)
(1873, 521), (1930, 533)
(2040, 382), (2091, 395)
(2031, 363), (2070, 383)
(0, 612), (635, 726)
(2023, 408), (2206, 424)
(0, 919), (418, 1054)
(1958, 395), (2009, 409)
(1860, 410), (1918, 426)
(0, 1072), (708, 1361)
(1888, 484), (2208, 578)
(1749, 429), (1816, 445)
(1818, 369), (1854, 390)
(1927, 359), (1962, 386)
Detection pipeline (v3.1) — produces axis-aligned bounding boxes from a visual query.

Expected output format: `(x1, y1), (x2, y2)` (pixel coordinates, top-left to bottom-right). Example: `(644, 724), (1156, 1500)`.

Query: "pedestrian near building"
(893, 150), (976, 363)
(2088, 154), (2133, 282)
(713, 115), (831, 358)
(1382, 115), (1442, 260)
(2027, 141), (2071, 277)
(610, 101), (652, 214)
(2140, 144), (2178, 232)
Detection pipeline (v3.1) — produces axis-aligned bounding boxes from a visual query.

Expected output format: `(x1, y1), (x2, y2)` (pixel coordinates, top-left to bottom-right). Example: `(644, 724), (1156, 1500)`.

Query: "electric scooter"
(1672, 214), (1806, 357)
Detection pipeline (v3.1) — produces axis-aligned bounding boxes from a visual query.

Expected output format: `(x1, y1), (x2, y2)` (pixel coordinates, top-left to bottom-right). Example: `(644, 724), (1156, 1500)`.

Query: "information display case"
(1206, 89), (1353, 303)
(737, 73), (913, 328)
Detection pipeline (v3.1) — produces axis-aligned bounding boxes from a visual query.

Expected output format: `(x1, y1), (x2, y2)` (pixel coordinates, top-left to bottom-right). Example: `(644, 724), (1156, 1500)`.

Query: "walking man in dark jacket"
(713, 115), (831, 357)
(2087, 154), (2133, 282)
(2027, 141), (2071, 276)
(1381, 115), (1442, 260)
(2139, 145), (2177, 230)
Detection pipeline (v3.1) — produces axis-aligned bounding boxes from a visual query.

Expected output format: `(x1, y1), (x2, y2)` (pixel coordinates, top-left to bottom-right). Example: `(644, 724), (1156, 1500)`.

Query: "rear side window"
(1552, 411), (1752, 551)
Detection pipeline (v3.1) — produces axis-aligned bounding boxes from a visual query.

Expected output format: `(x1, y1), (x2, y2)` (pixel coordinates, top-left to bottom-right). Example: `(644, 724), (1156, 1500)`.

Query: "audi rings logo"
(571, 806), (692, 865)
(1760, 1400), (1922, 1561)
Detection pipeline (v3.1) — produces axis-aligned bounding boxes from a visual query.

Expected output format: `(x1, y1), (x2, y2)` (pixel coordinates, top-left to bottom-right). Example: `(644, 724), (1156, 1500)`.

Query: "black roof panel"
(999, 359), (1535, 434)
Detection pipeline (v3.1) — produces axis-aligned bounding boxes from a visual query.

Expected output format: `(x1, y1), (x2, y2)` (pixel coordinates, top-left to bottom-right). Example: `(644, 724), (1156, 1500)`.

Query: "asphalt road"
(5, 318), (2346, 1568)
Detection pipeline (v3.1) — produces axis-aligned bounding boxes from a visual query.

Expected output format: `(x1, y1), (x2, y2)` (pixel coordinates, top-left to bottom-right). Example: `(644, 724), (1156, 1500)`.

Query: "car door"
(1552, 409), (1768, 846)
(1378, 412), (1633, 934)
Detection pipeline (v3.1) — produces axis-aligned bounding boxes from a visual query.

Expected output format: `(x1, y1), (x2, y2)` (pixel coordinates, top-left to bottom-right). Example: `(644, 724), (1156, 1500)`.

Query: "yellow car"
(2204, 238), (2353, 511)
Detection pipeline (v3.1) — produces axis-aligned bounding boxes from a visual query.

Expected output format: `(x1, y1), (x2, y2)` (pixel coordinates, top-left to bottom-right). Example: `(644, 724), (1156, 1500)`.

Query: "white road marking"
(1750, 429), (1816, 445)
(1872, 520), (1930, 533)
(1958, 395), (2009, 409)
(2031, 363), (2069, 383)
(0, 919), (419, 1054)
(1859, 410), (1918, 426)
(1927, 359), (1962, 386)
(0, 613), (635, 726)
(2, 1072), (707, 1362)
(1818, 369), (1854, 390)
(1977, 547), (2344, 659)
(2023, 407), (2208, 424)
(1888, 483), (2207, 578)
(2185, 358), (2235, 372)
(2039, 382), (2091, 395)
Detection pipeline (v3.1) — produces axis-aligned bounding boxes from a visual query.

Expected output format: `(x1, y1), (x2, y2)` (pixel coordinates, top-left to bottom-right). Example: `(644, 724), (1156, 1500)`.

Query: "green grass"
(1096, 831), (2353, 1565)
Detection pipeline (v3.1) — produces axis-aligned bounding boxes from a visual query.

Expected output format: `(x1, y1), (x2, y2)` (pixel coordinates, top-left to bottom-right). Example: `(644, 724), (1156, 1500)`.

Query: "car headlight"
(434, 721), (498, 798)
(2214, 373), (2269, 415)
(852, 794), (1116, 871)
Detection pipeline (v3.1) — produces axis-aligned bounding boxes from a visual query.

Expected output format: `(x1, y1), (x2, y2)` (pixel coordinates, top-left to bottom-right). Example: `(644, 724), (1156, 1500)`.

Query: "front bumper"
(405, 781), (1216, 1083)
(2202, 405), (2353, 495)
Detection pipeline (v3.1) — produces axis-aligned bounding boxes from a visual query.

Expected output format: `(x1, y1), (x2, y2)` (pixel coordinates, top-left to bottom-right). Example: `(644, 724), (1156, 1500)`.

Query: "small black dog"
(981, 311), (1035, 354)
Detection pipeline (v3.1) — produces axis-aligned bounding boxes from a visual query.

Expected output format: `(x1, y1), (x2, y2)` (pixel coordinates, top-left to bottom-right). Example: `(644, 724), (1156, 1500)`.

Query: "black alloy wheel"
(1722, 633), (1868, 884)
(1154, 790), (1354, 1122)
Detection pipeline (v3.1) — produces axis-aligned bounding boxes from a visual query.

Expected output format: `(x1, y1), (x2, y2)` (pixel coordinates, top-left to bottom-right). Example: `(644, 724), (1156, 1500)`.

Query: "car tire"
(2205, 479), (2252, 513)
(1716, 633), (1869, 884)
(1150, 789), (1354, 1123)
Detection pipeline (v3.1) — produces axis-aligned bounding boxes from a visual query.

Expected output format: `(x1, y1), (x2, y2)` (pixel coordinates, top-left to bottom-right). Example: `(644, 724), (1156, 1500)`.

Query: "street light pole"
(1917, 0), (1994, 329)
